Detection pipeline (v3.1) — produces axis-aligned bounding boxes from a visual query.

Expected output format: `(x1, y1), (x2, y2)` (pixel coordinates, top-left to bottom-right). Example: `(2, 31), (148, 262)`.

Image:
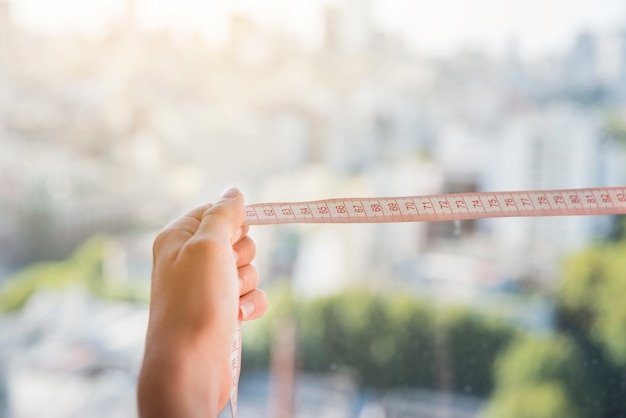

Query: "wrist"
(138, 329), (225, 417)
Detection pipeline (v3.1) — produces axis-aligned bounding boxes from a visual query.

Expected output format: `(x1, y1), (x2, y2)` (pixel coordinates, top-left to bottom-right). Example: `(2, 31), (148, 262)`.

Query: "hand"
(138, 187), (268, 418)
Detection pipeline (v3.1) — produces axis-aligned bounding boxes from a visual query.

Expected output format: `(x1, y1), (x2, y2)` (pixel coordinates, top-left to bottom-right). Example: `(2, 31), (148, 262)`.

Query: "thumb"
(196, 187), (245, 244)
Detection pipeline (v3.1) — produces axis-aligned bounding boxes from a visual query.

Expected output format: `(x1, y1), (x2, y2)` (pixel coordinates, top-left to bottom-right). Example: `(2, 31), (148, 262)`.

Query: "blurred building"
(482, 104), (618, 283)
(323, 0), (374, 54)
(0, 0), (11, 53)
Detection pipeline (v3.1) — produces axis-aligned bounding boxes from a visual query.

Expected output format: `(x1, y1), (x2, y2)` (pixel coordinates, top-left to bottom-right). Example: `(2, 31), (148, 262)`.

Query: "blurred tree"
(486, 236), (626, 418)
(244, 289), (516, 395)
(607, 215), (626, 242)
(241, 283), (295, 369)
(383, 294), (437, 388)
(0, 260), (80, 312)
(604, 112), (626, 146)
(0, 235), (148, 313)
(483, 383), (580, 418)
(485, 335), (600, 418)
(558, 241), (626, 365)
(556, 240), (626, 417)
(443, 307), (517, 396)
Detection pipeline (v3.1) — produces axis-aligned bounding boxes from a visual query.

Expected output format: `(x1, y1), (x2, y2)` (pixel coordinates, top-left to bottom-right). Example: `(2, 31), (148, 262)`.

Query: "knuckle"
(152, 228), (172, 255)
(248, 265), (259, 286)
(206, 204), (231, 220)
(186, 234), (227, 255)
(243, 236), (256, 254)
(241, 264), (259, 285)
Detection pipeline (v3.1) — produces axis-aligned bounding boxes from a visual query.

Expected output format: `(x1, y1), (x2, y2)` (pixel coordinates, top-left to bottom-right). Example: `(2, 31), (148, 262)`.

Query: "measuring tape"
(243, 186), (626, 225)
(229, 322), (242, 417)
(229, 186), (626, 416)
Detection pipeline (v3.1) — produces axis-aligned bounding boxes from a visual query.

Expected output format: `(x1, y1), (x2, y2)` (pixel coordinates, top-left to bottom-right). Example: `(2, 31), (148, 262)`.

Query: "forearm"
(137, 338), (223, 418)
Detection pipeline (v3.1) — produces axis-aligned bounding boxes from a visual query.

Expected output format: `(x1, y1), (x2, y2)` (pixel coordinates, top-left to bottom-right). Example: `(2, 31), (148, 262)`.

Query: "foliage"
(485, 233), (626, 418)
(483, 383), (580, 418)
(442, 307), (517, 396)
(0, 261), (83, 312)
(607, 215), (626, 242)
(484, 335), (600, 418)
(558, 240), (626, 366)
(604, 111), (626, 146)
(0, 236), (148, 313)
(554, 238), (626, 417)
(240, 284), (295, 369)
(296, 291), (439, 389)
(242, 287), (517, 396)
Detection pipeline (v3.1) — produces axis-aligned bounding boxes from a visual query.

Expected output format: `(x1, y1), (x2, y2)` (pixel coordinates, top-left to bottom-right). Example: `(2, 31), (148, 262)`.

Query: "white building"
(323, 0), (374, 53)
(483, 104), (619, 269)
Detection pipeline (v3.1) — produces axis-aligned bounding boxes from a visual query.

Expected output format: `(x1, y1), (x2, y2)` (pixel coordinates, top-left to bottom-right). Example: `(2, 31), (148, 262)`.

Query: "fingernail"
(240, 300), (256, 319)
(221, 187), (239, 199)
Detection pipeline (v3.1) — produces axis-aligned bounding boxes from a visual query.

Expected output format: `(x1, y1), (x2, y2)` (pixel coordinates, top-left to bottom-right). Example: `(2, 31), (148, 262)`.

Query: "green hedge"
(242, 288), (517, 396)
(0, 236), (148, 313)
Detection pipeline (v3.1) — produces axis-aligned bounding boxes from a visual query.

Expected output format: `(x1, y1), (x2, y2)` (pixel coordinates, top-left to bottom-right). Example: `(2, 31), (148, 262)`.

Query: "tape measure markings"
(229, 321), (242, 418)
(243, 187), (626, 225)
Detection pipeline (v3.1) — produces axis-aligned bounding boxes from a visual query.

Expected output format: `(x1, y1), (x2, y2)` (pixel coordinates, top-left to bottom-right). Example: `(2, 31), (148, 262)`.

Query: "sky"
(9, 0), (626, 56)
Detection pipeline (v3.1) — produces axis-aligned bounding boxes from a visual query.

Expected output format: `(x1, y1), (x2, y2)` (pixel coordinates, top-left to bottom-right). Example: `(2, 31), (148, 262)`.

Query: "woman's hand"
(138, 187), (268, 417)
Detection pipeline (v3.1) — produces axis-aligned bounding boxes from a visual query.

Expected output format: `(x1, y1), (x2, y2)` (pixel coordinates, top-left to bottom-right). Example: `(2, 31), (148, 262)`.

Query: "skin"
(137, 187), (268, 417)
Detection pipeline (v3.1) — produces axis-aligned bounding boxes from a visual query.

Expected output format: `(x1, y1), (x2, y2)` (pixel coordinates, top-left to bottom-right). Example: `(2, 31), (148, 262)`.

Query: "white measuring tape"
(229, 186), (626, 415)
(229, 321), (242, 417)
(243, 186), (626, 225)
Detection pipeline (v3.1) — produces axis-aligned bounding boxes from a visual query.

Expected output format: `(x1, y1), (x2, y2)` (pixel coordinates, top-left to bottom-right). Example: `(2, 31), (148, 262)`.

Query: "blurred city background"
(1, 0), (626, 417)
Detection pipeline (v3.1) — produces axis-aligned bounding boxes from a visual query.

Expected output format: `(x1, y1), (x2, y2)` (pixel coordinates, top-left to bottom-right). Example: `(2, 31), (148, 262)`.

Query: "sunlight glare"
(9, 0), (626, 54)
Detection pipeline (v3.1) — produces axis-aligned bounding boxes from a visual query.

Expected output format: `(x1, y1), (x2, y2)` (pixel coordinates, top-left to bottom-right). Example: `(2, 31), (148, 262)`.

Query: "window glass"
(0, 1), (625, 417)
